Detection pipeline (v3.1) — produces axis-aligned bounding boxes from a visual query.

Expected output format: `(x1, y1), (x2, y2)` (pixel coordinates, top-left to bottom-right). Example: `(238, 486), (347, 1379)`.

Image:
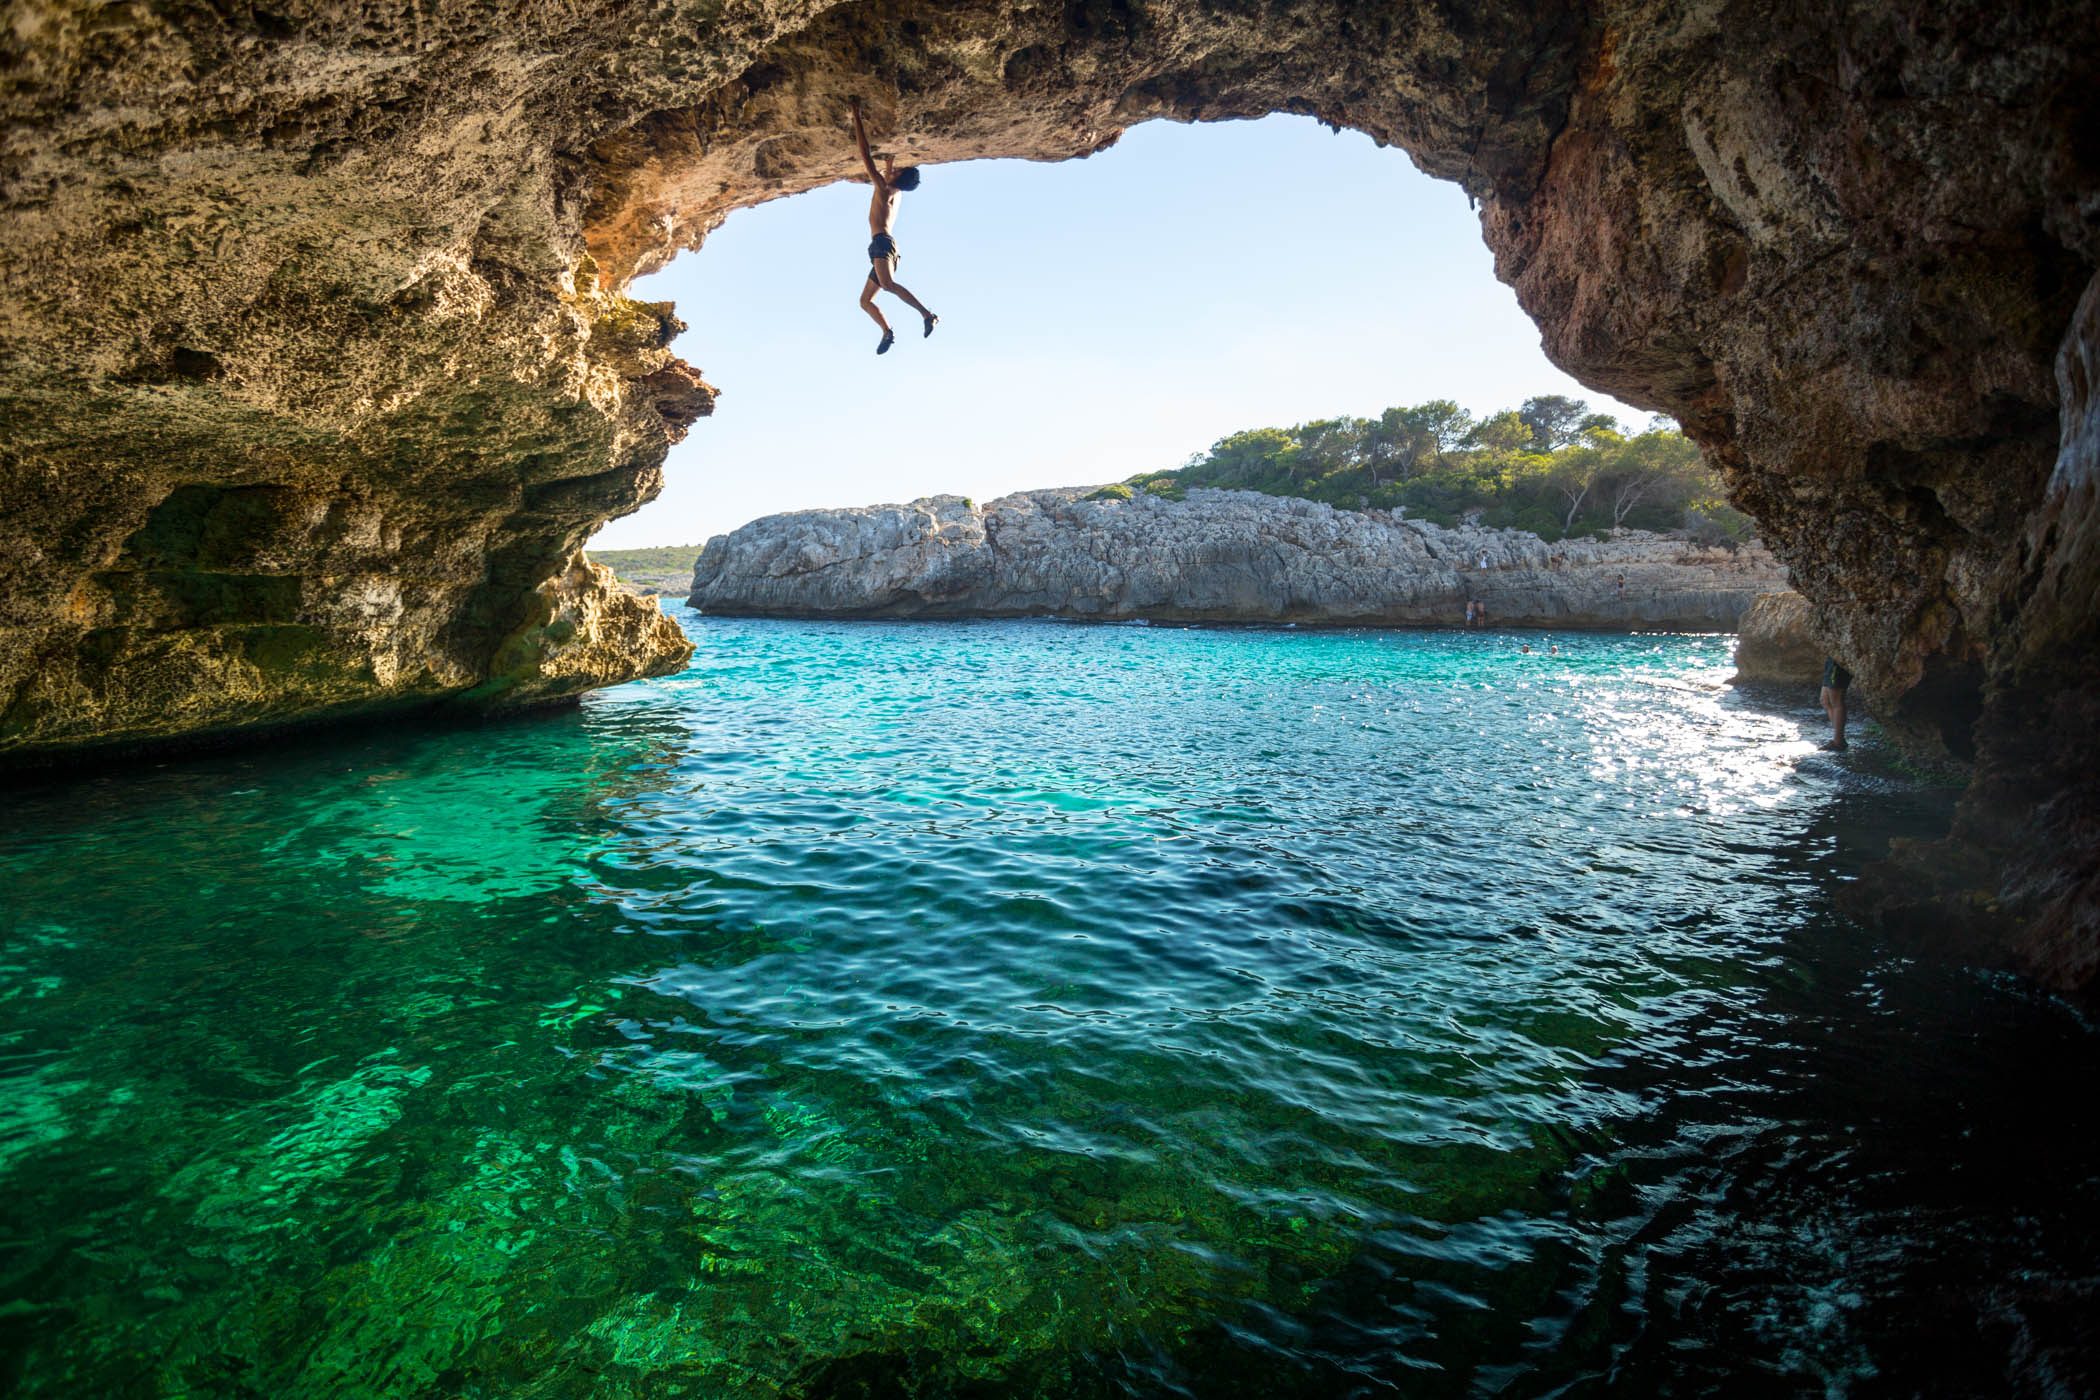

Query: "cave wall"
(3, 0), (2097, 983)
(0, 0), (721, 755)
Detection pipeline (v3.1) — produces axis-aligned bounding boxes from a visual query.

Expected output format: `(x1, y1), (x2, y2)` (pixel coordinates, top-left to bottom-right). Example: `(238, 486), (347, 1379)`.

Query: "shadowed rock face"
(3, 0), (2097, 983)
(688, 487), (1788, 628)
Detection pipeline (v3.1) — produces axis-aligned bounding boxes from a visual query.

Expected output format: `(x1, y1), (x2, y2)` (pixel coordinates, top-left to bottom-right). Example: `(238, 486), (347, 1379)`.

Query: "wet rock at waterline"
(688, 488), (1787, 630)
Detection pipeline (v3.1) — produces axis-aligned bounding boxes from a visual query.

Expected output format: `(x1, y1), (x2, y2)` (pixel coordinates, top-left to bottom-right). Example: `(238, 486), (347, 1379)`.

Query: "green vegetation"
(1084, 483), (1133, 502)
(590, 545), (703, 576)
(1130, 395), (1754, 544)
(587, 544), (702, 594)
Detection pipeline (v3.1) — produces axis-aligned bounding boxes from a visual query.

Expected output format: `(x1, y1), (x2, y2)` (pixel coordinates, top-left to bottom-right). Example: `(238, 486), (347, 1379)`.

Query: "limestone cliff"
(3, 0), (2099, 985)
(688, 488), (1785, 629)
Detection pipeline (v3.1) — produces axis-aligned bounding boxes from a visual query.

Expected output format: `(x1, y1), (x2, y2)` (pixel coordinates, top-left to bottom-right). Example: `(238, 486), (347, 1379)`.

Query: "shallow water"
(2, 618), (2095, 1398)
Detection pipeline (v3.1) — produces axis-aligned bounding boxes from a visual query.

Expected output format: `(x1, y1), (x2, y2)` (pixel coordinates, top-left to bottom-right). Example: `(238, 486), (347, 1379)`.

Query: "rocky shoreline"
(686, 487), (1788, 630)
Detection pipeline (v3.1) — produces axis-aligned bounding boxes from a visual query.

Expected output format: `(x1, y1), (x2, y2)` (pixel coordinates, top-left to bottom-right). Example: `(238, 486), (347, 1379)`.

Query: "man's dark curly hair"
(892, 167), (922, 191)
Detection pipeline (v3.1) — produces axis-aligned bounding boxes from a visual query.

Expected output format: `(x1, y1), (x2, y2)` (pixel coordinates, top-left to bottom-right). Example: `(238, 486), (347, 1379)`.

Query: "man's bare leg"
(874, 265), (937, 334)
(1819, 685), (1848, 750)
(859, 273), (895, 353)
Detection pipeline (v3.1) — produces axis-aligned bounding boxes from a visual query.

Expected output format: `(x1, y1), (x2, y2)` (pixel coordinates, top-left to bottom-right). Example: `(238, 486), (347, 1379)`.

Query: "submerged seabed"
(2, 618), (2095, 1398)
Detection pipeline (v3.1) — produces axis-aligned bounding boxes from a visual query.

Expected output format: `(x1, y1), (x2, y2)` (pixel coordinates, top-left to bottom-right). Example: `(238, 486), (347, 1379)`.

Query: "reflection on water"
(1, 618), (2093, 1397)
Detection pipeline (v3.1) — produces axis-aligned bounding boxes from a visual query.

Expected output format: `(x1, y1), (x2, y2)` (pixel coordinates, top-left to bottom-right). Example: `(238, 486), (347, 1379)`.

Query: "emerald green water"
(3, 618), (2095, 1397)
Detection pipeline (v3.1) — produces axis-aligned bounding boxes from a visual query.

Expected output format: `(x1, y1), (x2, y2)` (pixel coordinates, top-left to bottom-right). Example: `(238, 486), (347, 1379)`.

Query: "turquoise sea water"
(2, 617), (2095, 1397)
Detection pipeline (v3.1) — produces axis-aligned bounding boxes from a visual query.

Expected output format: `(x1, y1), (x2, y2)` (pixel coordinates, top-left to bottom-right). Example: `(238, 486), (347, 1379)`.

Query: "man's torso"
(867, 185), (901, 236)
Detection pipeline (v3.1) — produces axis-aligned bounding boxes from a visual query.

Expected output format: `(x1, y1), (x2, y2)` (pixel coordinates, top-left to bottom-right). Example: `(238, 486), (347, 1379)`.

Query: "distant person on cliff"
(1820, 657), (1853, 751)
(850, 97), (938, 355)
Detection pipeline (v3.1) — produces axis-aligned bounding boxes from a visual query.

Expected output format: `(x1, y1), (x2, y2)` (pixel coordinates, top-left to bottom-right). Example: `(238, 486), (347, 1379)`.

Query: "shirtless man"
(850, 97), (937, 355)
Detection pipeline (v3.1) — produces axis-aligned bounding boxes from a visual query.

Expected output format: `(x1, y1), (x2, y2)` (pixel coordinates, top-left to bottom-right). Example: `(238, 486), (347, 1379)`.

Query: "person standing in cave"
(850, 97), (938, 355)
(1820, 657), (1853, 751)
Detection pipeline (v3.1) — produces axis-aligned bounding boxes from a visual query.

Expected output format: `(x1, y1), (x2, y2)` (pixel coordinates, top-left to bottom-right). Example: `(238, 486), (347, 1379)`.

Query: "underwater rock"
(687, 487), (1787, 630)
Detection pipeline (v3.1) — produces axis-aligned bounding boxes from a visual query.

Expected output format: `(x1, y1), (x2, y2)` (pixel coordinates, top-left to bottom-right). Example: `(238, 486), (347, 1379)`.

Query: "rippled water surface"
(4, 617), (2097, 1398)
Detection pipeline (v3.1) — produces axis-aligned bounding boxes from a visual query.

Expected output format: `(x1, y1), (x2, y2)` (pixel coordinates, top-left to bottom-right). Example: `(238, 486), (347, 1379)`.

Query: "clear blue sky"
(592, 115), (1645, 549)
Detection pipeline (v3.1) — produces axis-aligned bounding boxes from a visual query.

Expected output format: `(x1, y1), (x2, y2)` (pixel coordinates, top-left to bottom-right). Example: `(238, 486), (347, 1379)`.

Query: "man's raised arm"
(849, 98), (884, 187)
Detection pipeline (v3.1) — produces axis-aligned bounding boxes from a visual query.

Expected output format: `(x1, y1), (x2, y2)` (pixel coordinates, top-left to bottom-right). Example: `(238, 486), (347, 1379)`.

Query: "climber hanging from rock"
(850, 96), (938, 355)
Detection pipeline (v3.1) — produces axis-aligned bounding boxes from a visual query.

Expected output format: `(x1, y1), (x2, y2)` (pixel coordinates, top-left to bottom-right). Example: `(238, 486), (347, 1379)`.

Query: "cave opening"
(586, 114), (1644, 553)
(11, 5), (2100, 1393)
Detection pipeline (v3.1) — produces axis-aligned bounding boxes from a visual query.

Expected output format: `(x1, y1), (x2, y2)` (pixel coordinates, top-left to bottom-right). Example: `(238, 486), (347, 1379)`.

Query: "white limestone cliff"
(687, 487), (1788, 630)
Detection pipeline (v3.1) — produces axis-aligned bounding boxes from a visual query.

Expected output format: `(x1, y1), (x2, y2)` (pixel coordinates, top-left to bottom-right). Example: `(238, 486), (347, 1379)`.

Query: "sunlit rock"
(689, 487), (1787, 629)
(1730, 592), (1822, 684)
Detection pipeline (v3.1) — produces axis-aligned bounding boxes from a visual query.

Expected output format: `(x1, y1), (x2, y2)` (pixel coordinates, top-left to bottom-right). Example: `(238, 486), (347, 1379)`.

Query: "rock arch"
(2, 0), (2096, 984)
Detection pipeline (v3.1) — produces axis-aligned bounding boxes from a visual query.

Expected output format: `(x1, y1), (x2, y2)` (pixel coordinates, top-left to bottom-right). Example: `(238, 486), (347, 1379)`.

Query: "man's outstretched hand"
(848, 96), (880, 181)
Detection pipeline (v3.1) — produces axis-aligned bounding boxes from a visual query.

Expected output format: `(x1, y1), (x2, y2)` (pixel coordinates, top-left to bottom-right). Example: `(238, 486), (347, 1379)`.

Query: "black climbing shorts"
(1822, 658), (1852, 691)
(868, 233), (899, 266)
